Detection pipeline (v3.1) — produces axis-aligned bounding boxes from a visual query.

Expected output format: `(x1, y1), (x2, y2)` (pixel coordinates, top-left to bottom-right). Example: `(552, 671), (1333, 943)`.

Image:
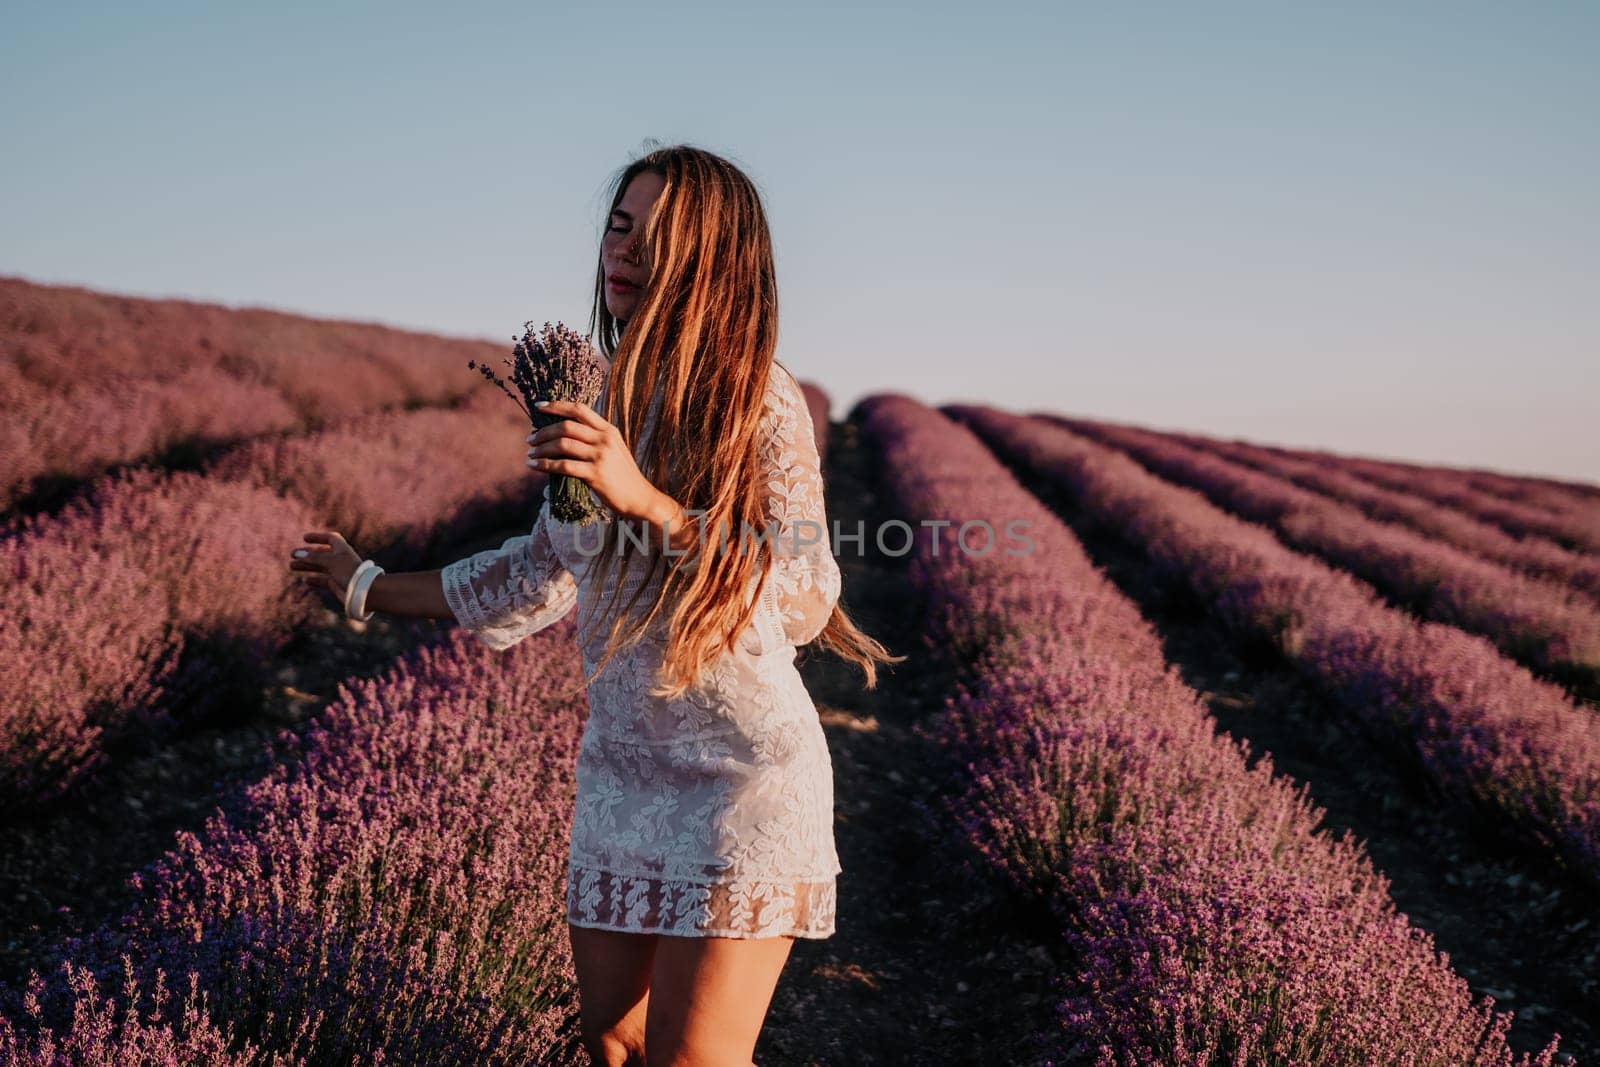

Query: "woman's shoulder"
(770, 359), (799, 391)
(764, 360), (806, 414)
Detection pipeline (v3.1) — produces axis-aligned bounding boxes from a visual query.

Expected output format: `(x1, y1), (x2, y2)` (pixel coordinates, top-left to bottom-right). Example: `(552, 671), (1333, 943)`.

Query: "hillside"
(2, 278), (1592, 1064)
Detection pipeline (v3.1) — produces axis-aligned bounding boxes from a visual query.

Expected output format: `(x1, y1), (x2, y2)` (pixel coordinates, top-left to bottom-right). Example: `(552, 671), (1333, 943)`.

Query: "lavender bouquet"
(469, 320), (607, 525)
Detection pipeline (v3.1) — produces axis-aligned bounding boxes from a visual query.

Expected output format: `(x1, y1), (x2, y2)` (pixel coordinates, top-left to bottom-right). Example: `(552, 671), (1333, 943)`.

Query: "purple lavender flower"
(468, 320), (606, 525)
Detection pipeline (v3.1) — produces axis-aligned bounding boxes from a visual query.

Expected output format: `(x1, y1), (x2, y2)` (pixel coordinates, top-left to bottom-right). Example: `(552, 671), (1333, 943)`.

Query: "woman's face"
(601, 170), (666, 323)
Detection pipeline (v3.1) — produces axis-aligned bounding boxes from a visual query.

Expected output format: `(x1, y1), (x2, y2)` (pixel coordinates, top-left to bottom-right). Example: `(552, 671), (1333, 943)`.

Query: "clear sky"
(4, 1), (1596, 484)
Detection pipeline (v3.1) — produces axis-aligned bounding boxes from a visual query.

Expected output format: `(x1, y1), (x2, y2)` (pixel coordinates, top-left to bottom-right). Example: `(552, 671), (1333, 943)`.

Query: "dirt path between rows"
(755, 417), (1066, 1065)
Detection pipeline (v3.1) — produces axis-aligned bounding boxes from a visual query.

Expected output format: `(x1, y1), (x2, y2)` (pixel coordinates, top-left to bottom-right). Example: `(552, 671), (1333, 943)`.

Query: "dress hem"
(566, 861), (839, 941)
(568, 858), (842, 886)
(564, 914), (836, 941)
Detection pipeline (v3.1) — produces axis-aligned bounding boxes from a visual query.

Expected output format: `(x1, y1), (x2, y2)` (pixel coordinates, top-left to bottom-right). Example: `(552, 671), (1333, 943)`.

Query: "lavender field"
(2, 277), (1596, 1064)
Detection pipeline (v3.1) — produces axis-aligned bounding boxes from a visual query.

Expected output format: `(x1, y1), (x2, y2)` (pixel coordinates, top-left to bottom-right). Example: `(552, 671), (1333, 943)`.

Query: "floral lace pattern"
(440, 364), (843, 939)
(439, 506), (578, 653)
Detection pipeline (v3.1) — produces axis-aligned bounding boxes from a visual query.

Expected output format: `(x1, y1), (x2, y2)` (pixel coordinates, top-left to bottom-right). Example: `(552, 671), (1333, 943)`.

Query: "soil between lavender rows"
(755, 417), (1066, 1065)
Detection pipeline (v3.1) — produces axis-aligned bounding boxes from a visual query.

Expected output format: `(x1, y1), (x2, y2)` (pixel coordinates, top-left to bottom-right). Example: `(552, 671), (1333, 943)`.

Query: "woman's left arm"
(741, 367), (842, 647)
(533, 372), (842, 645)
(526, 397), (675, 527)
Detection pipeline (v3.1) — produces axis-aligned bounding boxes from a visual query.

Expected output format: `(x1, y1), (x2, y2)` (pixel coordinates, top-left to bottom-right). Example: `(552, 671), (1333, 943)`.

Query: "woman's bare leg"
(644, 933), (796, 1067)
(569, 922), (659, 1067)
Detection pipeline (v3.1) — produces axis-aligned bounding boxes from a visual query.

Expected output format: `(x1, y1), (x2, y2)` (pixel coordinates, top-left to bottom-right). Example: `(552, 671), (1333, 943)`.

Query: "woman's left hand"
(527, 399), (667, 523)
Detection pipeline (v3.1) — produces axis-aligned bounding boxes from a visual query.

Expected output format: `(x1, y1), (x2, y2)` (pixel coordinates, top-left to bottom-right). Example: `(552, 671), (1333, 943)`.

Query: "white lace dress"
(439, 364), (843, 939)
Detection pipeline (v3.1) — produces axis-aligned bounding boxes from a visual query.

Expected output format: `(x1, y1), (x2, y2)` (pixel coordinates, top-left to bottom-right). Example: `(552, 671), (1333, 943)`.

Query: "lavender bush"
(1140, 424), (1600, 606)
(1, 275), (507, 511)
(3, 624), (590, 1065)
(856, 393), (1562, 1064)
(1, 469), (317, 807)
(1314, 445), (1600, 532)
(206, 400), (546, 569)
(1264, 444), (1600, 557)
(1048, 418), (1600, 690)
(1458, 465), (1600, 516)
(3, 390), (556, 808)
(0, 958), (275, 1066)
(0, 365), (299, 514)
(953, 404), (1600, 890)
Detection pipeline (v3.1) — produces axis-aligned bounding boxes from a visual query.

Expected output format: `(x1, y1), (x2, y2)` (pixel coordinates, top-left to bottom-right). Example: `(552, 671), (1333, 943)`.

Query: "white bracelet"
(347, 561), (383, 622)
(349, 564), (383, 621)
(353, 564), (385, 622)
(342, 559), (373, 618)
(343, 559), (383, 622)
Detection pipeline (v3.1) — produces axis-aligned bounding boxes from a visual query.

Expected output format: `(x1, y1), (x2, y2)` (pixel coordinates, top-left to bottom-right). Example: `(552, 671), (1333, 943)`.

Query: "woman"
(288, 143), (900, 1067)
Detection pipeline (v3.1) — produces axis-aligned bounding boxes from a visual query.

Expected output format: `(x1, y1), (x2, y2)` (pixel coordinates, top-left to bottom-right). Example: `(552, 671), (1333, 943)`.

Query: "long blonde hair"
(576, 142), (902, 699)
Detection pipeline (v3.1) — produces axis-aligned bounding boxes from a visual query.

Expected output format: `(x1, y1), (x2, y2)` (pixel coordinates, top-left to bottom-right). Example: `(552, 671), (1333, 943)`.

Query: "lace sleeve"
(748, 366), (841, 650)
(439, 500), (579, 651)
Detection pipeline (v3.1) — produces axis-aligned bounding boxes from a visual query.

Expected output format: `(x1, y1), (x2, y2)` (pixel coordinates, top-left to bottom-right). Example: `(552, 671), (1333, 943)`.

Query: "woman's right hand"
(288, 531), (363, 602)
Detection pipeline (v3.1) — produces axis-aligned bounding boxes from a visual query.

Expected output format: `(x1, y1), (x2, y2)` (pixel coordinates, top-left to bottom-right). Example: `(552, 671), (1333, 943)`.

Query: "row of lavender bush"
(0, 472), (317, 805)
(1440, 459), (1600, 512)
(1323, 445), (1600, 525)
(1335, 452), (1600, 557)
(1, 396), (544, 808)
(1236, 435), (1600, 557)
(202, 390), (538, 567)
(856, 393), (1561, 1064)
(1048, 417), (1600, 694)
(0, 275), (508, 511)
(1145, 426), (1600, 606)
(956, 406), (1600, 891)
(0, 622), (590, 1065)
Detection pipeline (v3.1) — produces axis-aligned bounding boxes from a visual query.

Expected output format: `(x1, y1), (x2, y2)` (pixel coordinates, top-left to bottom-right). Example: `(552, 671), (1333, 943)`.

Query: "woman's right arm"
(433, 508), (580, 650)
(363, 569), (454, 620)
(290, 507), (578, 646)
(290, 531), (454, 620)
